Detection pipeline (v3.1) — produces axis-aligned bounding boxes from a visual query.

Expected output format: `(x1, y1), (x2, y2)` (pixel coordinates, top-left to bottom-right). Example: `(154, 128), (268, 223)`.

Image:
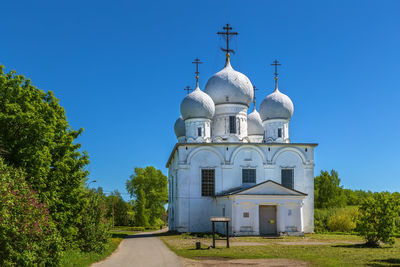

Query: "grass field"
(159, 233), (400, 266)
(60, 236), (123, 267)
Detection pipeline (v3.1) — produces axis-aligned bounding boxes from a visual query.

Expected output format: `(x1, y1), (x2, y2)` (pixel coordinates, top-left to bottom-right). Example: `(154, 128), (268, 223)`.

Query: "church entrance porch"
(259, 205), (277, 235)
(216, 180), (307, 236)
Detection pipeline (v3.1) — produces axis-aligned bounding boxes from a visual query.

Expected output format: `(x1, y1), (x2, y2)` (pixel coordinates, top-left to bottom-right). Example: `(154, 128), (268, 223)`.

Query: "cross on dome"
(217, 24), (238, 61)
(184, 85), (192, 95)
(252, 85), (258, 111)
(192, 58), (203, 87)
(271, 60), (281, 89)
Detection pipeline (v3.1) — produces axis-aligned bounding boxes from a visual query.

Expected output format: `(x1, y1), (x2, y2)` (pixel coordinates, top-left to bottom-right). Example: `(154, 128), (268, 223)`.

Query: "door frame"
(258, 205), (277, 236)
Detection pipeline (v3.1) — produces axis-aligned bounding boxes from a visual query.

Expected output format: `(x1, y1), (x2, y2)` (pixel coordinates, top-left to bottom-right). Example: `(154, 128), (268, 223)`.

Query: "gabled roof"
(216, 180), (307, 197)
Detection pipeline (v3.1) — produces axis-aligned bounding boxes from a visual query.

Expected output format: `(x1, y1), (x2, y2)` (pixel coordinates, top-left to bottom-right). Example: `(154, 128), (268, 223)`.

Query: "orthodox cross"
(192, 58), (203, 85)
(271, 60), (281, 88)
(271, 60), (281, 79)
(184, 85), (192, 95)
(252, 85), (258, 110)
(217, 24), (238, 56)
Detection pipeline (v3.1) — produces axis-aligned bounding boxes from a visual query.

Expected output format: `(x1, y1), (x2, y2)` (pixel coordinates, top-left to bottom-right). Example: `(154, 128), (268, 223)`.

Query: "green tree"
(0, 66), (106, 249)
(134, 189), (149, 227)
(126, 166), (168, 226)
(343, 189), (373, 206)
(314, 170), (346, 209)
(0, 66), (89, 243)
(105, 190), (132, 226)
(357, 192), (400, 246)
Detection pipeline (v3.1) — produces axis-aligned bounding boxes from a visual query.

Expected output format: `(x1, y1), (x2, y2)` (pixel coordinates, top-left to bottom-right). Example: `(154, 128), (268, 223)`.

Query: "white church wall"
(168, 152), (180, 231)
(303, 166), (315, 232)
(214, 197), (232, 234)
(223, 145), (266, 191)
(169, 143), (315, 234)
(183, 148), (223, 232)
(272, 147), (314, 233)
(232, 202), (258, 235)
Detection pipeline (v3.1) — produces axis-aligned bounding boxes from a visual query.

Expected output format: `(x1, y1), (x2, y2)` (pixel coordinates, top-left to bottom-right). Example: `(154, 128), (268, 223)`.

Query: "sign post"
(210, 217), (230, 248)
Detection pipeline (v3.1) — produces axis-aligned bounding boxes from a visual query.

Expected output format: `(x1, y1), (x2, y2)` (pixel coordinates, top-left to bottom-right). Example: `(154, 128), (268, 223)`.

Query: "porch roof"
(215, 180), (307, 197)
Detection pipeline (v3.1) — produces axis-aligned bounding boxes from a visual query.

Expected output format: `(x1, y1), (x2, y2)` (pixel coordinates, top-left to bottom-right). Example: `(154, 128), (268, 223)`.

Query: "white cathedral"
(167, 27), (317, 236)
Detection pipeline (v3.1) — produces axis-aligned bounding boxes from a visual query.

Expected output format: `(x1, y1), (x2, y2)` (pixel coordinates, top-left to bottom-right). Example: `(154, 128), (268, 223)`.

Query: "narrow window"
(201, 169), (215, 197)
(229, 116), (236, 134)
(243, 212), (249, 218)
(222, 207), (225, 217)
(281, 169), (294, 189)
(242, 169), (256, 184)
(197, 127), (202, 137)
(278, 128), (282, 138)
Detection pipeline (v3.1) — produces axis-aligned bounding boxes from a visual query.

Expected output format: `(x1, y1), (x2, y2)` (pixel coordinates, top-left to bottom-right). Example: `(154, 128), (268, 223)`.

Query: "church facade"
(167, 30), (317, 235)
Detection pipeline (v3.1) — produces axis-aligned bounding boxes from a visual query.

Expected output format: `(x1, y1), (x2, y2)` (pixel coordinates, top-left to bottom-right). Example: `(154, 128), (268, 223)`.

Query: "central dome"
(204, 60), (253, 106)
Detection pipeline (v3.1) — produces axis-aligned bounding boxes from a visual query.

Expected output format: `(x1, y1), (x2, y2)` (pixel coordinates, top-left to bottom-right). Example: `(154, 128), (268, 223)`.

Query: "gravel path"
(92, 229), (182, 267)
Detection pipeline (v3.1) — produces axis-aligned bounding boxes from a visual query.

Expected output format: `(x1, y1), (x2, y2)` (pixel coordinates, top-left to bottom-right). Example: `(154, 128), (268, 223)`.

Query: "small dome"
(180, 86), (215, 120)
(174, 116), (185, 137)
(204, 60), (253, 106)
(247, 109), (264, 135)
(259, 86), (294, 121)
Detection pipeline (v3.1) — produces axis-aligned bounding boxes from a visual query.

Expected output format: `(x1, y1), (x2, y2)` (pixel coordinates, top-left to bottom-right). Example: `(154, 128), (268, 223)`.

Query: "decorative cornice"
(166, 142), (318, 168)
(222, 164), (234, 169)
(178, 164), (190, 169)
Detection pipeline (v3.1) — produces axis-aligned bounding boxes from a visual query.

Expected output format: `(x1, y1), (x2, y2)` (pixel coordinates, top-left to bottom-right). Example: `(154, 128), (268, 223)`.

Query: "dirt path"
(92, 229), (182, 267)
(180, 257), (311, 267)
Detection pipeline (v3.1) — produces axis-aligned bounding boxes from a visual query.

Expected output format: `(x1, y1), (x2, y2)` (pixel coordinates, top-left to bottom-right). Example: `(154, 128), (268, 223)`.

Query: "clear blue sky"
(1, 0), (399, 197)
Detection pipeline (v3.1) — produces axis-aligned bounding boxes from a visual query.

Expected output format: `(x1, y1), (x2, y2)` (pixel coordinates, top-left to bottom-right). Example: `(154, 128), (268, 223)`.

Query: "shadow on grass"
(111, 233), (129, 239)
(116, 230), (229, 239)
(117, 230), (174, 239)
(332, 243), (383, 249)
(367, 258), (400, 267)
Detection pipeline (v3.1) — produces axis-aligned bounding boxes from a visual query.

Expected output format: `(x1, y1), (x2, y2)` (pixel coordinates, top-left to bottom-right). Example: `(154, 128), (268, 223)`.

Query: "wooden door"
(259, 206), (277, 235)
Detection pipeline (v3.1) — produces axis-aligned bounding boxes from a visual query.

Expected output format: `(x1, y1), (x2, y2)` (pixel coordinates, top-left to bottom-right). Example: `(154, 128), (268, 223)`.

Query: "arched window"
(201, 169), (215, 196)
(229, 116), (236, 134)
(281, 169), (294, 189)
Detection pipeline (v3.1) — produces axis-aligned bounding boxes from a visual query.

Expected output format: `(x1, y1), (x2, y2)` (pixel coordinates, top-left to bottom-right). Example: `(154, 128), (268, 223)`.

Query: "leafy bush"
(357, 192), (400, 246)
(314, 208), (336, 232)
(76, 190), (110, 253)
(327, 207), (358, 232)
(0, 159), (63, 266)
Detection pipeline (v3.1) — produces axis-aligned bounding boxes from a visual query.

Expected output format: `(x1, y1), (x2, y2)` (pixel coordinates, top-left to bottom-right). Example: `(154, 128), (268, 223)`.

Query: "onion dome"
(174, 116), (185, 137)
(180, 85), (215, 120)
(247, 109), (264, 135)
(204, 58), (253, 106)
(259, 84), (294, 121)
